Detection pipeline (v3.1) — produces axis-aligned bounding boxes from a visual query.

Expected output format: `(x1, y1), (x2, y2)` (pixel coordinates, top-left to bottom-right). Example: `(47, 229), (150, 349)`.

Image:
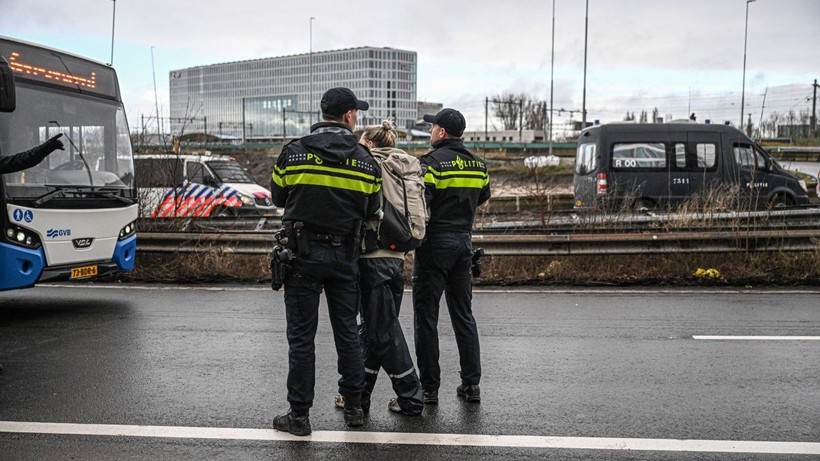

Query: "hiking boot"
(273, 410), (311, 436)
(389, 397), (422, 416)
(343, 405), (365, 427)
(422, 390), (438, 405)
(457, 384), (481, 403)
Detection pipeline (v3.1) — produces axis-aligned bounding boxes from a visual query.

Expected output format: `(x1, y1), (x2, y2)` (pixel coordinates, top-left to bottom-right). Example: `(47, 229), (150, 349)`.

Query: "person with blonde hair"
(336, 120), (424, 415)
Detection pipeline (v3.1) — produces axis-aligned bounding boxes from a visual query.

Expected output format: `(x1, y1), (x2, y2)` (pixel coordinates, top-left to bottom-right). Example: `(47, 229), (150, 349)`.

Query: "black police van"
(573, 123), (809, 210)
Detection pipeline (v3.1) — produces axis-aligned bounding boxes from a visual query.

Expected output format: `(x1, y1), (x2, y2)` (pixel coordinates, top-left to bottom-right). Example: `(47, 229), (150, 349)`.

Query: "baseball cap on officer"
(321, 87), (369, 116)
(423, 108), (466, 137)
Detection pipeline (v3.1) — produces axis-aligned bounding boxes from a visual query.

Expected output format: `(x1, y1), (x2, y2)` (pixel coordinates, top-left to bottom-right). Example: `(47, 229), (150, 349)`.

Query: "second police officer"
(413, 108), (490, 405)
(270, 88), (382, 436)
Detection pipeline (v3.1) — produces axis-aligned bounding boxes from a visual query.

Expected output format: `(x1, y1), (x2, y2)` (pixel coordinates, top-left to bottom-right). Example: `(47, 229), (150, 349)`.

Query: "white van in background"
(134, 153), (275, 218)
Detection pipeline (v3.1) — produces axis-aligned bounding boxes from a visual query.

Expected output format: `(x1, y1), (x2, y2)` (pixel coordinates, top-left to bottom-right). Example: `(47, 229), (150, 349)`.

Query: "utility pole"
(484, 97), (489, 143)
(549, 0), (555, 155)
(518, 99), (523, 142)
(581, 0), (589, 129)
(812, 79), (818, 138)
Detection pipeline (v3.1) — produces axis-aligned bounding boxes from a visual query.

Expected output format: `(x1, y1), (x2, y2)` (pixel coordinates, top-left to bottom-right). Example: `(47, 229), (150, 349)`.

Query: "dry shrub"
(121, 248), (820, 287)
(472, 251), (820, 286)
(125, 248), (270, 283)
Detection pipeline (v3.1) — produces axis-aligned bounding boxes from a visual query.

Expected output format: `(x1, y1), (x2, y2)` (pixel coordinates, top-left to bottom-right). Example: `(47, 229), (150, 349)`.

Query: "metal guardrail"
(137, 207), (820, 234)
(136, 229), (820, 256)
(135, 207), (820, 256)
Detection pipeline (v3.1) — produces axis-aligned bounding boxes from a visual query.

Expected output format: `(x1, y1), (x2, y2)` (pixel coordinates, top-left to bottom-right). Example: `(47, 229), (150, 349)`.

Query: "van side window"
(696, 144), (717, 169)
(733, 144), (760, 170)
(187, 162), (207, 184)
(575, 143), (597, 175)
(612, 143), (666, 169)
(135, 158), (183, 188)
(675, 144), (686, 168)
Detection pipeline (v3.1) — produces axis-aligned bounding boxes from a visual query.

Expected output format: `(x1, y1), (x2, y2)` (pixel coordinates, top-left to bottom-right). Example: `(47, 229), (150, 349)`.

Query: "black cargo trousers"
(359, 257), (423, 414)
(283, 238), (365, 412)
(412, 232), (481, 393)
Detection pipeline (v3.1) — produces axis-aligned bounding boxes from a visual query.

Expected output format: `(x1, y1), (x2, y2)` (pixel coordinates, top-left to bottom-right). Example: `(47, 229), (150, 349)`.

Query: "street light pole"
(109, 0), (117, 65)
(581, 0), (589, 130)
(549, 0), (555, 155)
(309, 17), (315, 123)
(740, 0), (757, 129)
(151, 46), (161, 137)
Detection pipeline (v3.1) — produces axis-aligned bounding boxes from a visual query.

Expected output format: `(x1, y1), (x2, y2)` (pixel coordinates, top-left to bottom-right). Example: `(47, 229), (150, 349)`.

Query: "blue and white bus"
(0, 37), (137, 291)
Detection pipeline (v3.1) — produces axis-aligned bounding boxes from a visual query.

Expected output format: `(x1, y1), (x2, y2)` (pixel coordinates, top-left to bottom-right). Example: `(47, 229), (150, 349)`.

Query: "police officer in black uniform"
(270, 88), (381, 436)
(413, 108), (490, 405)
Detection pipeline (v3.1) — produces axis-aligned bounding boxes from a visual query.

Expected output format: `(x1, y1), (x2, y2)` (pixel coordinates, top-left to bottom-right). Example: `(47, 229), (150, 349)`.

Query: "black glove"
(43, 133), (65, 154)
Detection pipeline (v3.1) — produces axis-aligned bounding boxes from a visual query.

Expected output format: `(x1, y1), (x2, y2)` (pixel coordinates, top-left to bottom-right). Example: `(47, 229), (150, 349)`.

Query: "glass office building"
(169, 47), (417, 140)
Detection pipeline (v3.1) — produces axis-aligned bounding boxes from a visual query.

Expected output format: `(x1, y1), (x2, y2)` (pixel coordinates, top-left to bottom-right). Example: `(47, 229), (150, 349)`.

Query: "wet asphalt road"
(0, 284), (818, 460)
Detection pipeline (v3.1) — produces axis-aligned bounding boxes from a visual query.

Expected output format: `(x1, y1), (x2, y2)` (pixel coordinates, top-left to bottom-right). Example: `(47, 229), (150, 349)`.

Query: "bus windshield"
(0, 84), (135, 199)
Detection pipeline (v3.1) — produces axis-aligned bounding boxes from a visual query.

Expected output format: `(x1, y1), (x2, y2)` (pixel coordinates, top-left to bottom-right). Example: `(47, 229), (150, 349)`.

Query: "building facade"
(169, 47), (417, 140)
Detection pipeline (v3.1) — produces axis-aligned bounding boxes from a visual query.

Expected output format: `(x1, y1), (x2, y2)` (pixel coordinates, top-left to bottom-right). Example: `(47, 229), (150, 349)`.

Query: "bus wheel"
(768, 194), (793, 209)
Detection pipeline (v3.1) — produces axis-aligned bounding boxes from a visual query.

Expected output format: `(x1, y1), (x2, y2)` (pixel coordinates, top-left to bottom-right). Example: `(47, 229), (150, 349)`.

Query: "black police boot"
(457, 384), (481, 403)
(343, 400), (365, 427)
(423, 390), (438, 405)
(273, 409), (312, 436)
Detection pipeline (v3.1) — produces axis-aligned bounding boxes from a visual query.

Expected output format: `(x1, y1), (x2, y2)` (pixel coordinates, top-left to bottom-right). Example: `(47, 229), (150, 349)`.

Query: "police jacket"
(420, 138), (490, 234)
(271, 122), (382, 235)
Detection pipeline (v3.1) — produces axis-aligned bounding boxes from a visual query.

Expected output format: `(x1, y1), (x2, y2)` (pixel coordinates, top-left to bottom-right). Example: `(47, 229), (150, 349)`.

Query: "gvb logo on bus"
(46, 228), (72, 239)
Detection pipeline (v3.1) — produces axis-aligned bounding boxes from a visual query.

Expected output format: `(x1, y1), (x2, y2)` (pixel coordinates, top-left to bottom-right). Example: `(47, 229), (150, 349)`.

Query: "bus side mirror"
(0, 56), (16, 113)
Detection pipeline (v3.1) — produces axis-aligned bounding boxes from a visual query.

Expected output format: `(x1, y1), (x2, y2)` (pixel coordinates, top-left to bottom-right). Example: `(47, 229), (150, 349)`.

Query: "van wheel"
(633, 198), (655, 212)
(215, 206), (237, 218)
(768, 194), (793, 209)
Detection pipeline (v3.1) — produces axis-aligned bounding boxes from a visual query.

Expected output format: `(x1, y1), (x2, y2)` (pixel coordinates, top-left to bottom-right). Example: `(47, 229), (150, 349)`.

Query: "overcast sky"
(2, 0), (818, 132)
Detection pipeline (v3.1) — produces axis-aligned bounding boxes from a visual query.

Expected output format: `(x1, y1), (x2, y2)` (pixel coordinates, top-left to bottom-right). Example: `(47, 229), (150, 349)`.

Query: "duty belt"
(305, 230), (347, 246)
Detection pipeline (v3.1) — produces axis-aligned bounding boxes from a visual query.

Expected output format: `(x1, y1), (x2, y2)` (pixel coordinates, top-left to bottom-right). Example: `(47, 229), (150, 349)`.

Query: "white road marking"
(0, 421), (818, 455)
(693, 335), (820, 341)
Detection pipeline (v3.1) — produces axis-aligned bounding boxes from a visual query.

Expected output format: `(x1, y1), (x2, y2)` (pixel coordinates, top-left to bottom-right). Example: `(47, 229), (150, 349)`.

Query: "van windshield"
(207, 160), (255, 183)
(575, 143), (597, 175)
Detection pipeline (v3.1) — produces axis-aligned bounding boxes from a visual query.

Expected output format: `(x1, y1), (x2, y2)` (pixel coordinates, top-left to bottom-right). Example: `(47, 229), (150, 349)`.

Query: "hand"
(44, 133), (65, 153)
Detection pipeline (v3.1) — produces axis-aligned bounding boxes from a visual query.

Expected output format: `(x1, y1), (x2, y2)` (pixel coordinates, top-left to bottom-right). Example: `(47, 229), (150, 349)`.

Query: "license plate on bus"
(70, 265), (98, 279)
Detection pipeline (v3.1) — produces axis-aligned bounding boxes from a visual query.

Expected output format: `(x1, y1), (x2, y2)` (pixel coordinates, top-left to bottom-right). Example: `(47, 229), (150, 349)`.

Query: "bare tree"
(491, 93), (524, 130)
(491, 94), (552, 131)
(524, 99), (549, 130)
